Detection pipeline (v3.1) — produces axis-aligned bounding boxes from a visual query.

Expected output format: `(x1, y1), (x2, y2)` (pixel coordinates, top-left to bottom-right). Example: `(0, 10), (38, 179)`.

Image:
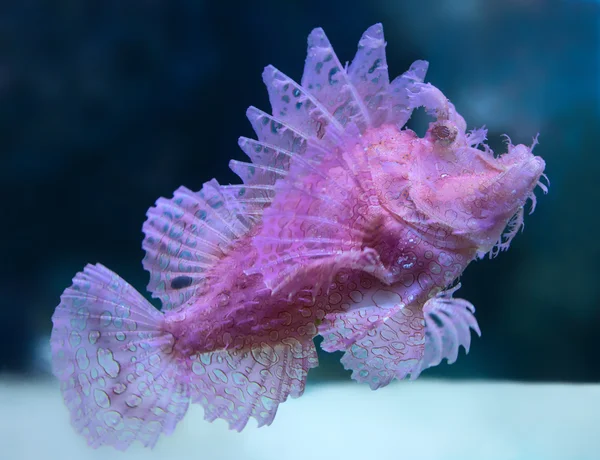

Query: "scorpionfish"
(50, 24), (548, 450)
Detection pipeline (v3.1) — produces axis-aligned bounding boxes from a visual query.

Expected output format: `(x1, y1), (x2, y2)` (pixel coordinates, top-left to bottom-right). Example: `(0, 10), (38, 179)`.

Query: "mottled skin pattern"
(50, 24), (547, 450)
(251, 115), (544, 388)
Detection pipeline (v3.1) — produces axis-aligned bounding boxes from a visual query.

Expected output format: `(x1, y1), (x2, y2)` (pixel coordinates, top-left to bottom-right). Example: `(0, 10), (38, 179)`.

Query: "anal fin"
(187, 337), (318, 430)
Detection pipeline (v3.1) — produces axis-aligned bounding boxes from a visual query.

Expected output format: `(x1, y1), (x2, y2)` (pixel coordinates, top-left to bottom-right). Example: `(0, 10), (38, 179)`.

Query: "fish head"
(407, 117), (547, 257)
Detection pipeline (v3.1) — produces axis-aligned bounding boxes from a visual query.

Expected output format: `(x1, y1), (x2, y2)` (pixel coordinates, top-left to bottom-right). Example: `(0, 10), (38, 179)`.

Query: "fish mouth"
(525, 156), (549, 214)
(521, 155), (546, 184)
(469, 155), (548, 258)
(509, 155), (548, 212)
(490, 153), (547, 203)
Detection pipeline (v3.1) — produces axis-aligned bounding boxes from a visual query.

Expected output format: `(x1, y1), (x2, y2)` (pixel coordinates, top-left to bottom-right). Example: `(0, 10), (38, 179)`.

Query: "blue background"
(1, 0), (598, 384)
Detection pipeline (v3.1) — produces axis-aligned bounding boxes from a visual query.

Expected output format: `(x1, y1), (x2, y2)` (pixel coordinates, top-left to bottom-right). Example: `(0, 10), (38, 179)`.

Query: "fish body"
(50, 24), (547, 450)
(248, 107), (545, 388)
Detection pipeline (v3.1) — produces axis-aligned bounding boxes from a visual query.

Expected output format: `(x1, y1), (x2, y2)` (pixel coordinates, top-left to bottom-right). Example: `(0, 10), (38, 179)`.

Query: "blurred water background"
(0, 0), (599, 458)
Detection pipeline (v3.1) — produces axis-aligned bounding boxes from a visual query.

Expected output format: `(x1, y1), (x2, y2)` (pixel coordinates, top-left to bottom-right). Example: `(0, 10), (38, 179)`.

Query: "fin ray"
(263, 65), (344, 140)
(51, 264), (190, 450)
(347, 23), (390, 127)
(387, 60), (429, 128)
(142, 181), (254, 310)
(318, 282), (426, 389)
(302, 27), (372, 130)
(246, 106), (309, 155)
(188, 338), (318, 431)
(412, 286), (481, 378)
(229, 159), (287, 186)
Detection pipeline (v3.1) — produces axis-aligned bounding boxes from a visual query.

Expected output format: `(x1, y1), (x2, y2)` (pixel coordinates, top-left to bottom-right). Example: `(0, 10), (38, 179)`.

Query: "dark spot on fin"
(429, 313), (444, 328)
(171, 276), (193, 290)
(316, 121), (326, 139)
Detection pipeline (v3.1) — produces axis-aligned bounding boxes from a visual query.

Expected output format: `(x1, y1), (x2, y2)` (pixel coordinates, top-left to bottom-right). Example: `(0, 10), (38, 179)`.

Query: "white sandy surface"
(1, 378), (598, 460)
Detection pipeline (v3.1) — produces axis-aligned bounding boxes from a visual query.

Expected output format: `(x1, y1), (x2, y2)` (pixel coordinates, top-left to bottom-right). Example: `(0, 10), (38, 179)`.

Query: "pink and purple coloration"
(50, 24), (548, 450)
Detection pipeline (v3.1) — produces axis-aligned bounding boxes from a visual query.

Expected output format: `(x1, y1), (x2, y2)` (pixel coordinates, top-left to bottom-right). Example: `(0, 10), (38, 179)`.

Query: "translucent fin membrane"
(412, 286), (481, 379)
(188, 337), (318, 430)
(50, 264), (190, 450)
(243, 24), (429, 295)
(142, 180), (251, 310)
(318, 281), (425, 390)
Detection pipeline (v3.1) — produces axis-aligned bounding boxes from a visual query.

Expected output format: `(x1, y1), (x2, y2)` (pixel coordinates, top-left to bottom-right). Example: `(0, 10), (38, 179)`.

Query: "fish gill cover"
(49, 24), (547, 450)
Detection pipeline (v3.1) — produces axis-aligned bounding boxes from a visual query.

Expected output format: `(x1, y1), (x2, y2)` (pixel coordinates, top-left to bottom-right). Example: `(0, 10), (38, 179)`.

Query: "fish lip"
(518, 155), (546, 192)
(522, 155), (546, 177)
(490, 154), (546, 190)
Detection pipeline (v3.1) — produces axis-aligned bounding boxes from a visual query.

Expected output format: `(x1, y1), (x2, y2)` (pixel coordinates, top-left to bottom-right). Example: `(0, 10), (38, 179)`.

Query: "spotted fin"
(300, 24), (428, 132)
(262, 64), (344, 143)
(141, 26), (430, 305)
(187, 337), (318, 430)
(388, 60), (429, 128)
(242, 25), (430, 294)
(230, 24), (428, 205)
(50, 264), (190, 450)
(142, 180), (253, 311)
(301, 24), (381, 131)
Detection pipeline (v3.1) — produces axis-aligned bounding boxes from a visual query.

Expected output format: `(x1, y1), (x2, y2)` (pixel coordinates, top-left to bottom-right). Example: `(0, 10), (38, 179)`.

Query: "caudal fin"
(50, 264), (190, 450)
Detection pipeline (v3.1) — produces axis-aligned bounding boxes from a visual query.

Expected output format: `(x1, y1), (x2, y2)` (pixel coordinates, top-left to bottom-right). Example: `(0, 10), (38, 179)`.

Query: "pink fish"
(50, 24), (547, 450)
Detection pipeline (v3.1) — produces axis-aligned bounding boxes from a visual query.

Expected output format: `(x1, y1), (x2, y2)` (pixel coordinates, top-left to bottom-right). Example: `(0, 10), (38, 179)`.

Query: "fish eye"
(430, 121), (457, 145)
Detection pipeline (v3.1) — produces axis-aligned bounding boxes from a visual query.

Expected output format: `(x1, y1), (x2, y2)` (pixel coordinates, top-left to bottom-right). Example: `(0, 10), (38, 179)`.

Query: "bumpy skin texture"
(50, 24), (547, 450)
